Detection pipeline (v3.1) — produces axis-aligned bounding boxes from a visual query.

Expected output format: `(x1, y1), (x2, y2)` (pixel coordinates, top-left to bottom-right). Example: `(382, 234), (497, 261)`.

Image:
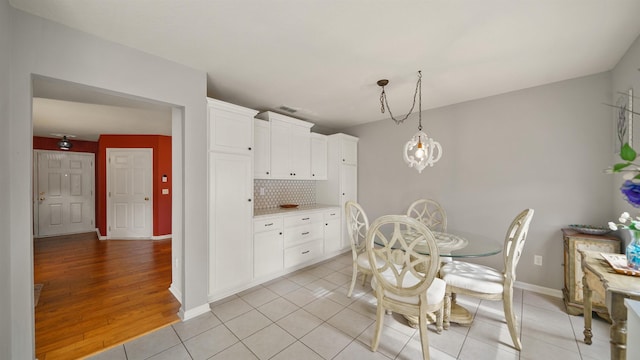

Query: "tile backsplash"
(254, 179), (316, 209)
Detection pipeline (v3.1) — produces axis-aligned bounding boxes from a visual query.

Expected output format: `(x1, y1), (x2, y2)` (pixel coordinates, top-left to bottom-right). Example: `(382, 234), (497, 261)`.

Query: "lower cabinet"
(254, 217), (284, 279)
(323, 210), (341, 254)
(252, 207), (340, 280)
(284, 241), (324, 268)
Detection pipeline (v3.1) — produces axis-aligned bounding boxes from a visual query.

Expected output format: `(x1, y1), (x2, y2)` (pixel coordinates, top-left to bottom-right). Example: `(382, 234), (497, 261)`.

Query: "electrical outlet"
(534, 255), (543, 266)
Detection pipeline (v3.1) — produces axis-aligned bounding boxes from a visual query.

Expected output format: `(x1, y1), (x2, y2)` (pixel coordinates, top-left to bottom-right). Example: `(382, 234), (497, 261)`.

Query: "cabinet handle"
(302, 217), (310, 220)
(325, 223), (328, 226)
(279, 232), (283, 235)
(248, 147), (252, 150)
(342, 158), (345, 162)
(342, 193), (345, 196)
(248, 199), (252, 202)
(312, 174), (315, 176)
(266, 171), (270, 175)
(265, 223), (273, 226)
(302, 232), (310, 235)
(302, 250), (310, 254)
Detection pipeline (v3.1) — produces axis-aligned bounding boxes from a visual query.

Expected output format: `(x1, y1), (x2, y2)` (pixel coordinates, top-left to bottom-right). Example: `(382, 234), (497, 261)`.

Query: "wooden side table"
(562, 229), (619, 317)
(580, 250), (640, 360)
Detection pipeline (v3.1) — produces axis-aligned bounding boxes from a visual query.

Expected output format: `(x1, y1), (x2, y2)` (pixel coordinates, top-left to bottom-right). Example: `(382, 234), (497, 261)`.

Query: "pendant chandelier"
(377, 71), (442, 173)
(57, 135), (73, 150)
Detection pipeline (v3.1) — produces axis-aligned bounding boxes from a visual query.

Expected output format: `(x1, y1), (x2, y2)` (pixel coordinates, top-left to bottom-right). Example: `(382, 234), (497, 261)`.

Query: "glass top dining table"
(374, 228), (503, 258)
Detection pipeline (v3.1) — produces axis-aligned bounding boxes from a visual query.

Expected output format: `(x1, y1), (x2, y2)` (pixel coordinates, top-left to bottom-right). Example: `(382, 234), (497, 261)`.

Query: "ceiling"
(13, 0), (640, 138)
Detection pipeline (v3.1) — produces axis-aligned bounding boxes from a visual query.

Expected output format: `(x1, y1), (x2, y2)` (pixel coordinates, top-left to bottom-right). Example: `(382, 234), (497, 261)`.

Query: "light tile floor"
(88, 253), (611, 360)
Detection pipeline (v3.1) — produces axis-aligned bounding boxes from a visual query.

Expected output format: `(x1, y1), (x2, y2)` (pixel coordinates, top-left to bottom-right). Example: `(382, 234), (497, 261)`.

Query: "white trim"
(514, 281), (562, 298)
(151, 234), (172, 240)
(181, 303), (211, 321)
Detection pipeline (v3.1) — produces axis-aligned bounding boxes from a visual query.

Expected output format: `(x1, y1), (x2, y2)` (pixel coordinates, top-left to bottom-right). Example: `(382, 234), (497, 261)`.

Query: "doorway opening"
(31, 75), (183, 358)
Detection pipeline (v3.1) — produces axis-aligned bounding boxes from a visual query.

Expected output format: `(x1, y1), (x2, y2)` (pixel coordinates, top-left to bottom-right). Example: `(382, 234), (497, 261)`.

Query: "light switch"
(162, 188), (169, 195)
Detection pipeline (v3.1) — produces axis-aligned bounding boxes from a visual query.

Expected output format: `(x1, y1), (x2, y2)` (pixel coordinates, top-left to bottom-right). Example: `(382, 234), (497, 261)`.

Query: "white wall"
(5, 8), (209, 359)
(612, 35), (640, 217)
(346, 72), (614, 290)
(0, 0), (12, 358)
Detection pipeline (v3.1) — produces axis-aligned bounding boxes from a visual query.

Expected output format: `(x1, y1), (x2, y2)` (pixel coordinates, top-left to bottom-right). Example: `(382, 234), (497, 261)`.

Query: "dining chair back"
(406, 199), (447, 232)
(345, 201), (376, 297)
(440, 208), (534, 350)
(366, 215), (446, 360)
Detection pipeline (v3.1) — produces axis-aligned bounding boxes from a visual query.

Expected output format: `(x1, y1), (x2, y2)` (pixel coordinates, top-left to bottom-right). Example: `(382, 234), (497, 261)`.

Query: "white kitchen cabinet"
(283, 212), (324, 267)
(208, 152), (254, 297)
(207, 98), (258, 300)
(207, 98), (255, 154)
(317, 133), (359, 250)
(254, 119), (271, 178)
(254, 217), (283, 279)
(341, 136), (358, 165)
(311, 133), (328, 180)
(323, 209), (341, 254)
(256, 111), (313, 179)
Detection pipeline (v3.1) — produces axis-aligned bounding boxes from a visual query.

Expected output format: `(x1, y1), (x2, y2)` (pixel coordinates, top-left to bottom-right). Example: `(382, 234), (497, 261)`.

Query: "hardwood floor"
(34, 232), (180, 360)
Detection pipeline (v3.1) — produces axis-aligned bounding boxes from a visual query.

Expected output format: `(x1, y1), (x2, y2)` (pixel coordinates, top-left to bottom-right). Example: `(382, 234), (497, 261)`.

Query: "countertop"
(254, 204), (340, 218)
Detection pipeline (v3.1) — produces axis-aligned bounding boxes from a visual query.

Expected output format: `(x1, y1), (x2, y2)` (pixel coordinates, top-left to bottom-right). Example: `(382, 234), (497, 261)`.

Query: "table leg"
(583, 272), (593, 345)
(608, 291), (627, 360)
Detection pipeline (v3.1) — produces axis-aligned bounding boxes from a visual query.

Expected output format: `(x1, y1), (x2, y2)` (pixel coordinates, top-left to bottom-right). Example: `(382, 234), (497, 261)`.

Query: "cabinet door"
(290, 125), (311, 179)
(341, 138), (358, 165)
(254, 119), (271, 178)
(209, 153), (253, 295)
(311, 134), (327, 180)
(269, 120), (291, 178)
(254, 230), (284, 278)
(324, 218), (341, 254)
(208, 103), (254, 154)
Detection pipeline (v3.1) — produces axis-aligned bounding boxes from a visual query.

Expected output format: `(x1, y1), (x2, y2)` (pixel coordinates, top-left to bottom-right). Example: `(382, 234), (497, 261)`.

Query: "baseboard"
(95, 228), (170, 241)
(151, 234), (172, 240)
(181, 303), (211, 322)
(514, 281), (562, 298)
(169, 284), (182, 305)
(95, 228), (107, 240)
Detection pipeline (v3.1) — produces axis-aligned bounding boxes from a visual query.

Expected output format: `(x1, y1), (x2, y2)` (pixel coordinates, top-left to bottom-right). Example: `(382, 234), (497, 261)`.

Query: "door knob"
(39, 197), (45, 201)
(144, 197), (149, 201)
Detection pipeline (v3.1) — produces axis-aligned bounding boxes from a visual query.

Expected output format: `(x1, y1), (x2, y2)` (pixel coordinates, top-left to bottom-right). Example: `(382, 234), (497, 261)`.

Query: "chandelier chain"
(379, 71), (422, 125)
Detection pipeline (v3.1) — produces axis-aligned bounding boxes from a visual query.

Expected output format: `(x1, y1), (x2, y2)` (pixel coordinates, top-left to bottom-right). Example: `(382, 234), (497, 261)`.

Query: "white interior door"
(35, 151), (95, 237)
(107, 148), (153, 239)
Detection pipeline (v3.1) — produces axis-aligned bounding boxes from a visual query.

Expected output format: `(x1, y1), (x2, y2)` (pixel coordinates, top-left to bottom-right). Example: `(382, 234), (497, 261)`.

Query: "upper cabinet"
(310, 133), (328, 180)
(254, 119), (271, 178)
(255, 111), (314, 179)
(207, 98), (257, 154)
(341, 136), (358, 165)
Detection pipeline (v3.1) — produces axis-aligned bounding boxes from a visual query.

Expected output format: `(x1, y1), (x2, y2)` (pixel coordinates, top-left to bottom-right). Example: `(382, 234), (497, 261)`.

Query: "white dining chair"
(439, 208), (534, 350)
(406, 199), (447, 232)
(345, 201), (383, 297)
(366, 215), (445, 360)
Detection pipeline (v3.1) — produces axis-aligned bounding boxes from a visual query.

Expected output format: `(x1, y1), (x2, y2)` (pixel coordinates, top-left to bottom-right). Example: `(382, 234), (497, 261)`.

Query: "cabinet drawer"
(284, 223), (323, 246)
(254, 217), (283, 233)
(324, 209), (340, 221)
(284, 240), (324, 268)
(284, 213), (322, 227)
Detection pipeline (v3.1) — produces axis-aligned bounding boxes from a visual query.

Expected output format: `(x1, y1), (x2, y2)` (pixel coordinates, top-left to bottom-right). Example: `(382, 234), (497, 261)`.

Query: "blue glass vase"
(627, 231), (640, 270)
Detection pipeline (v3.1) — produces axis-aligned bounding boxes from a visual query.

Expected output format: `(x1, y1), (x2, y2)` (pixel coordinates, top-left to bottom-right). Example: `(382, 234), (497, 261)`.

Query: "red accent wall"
(97, 135), (172, 237)
(33, 136), (99, 153)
